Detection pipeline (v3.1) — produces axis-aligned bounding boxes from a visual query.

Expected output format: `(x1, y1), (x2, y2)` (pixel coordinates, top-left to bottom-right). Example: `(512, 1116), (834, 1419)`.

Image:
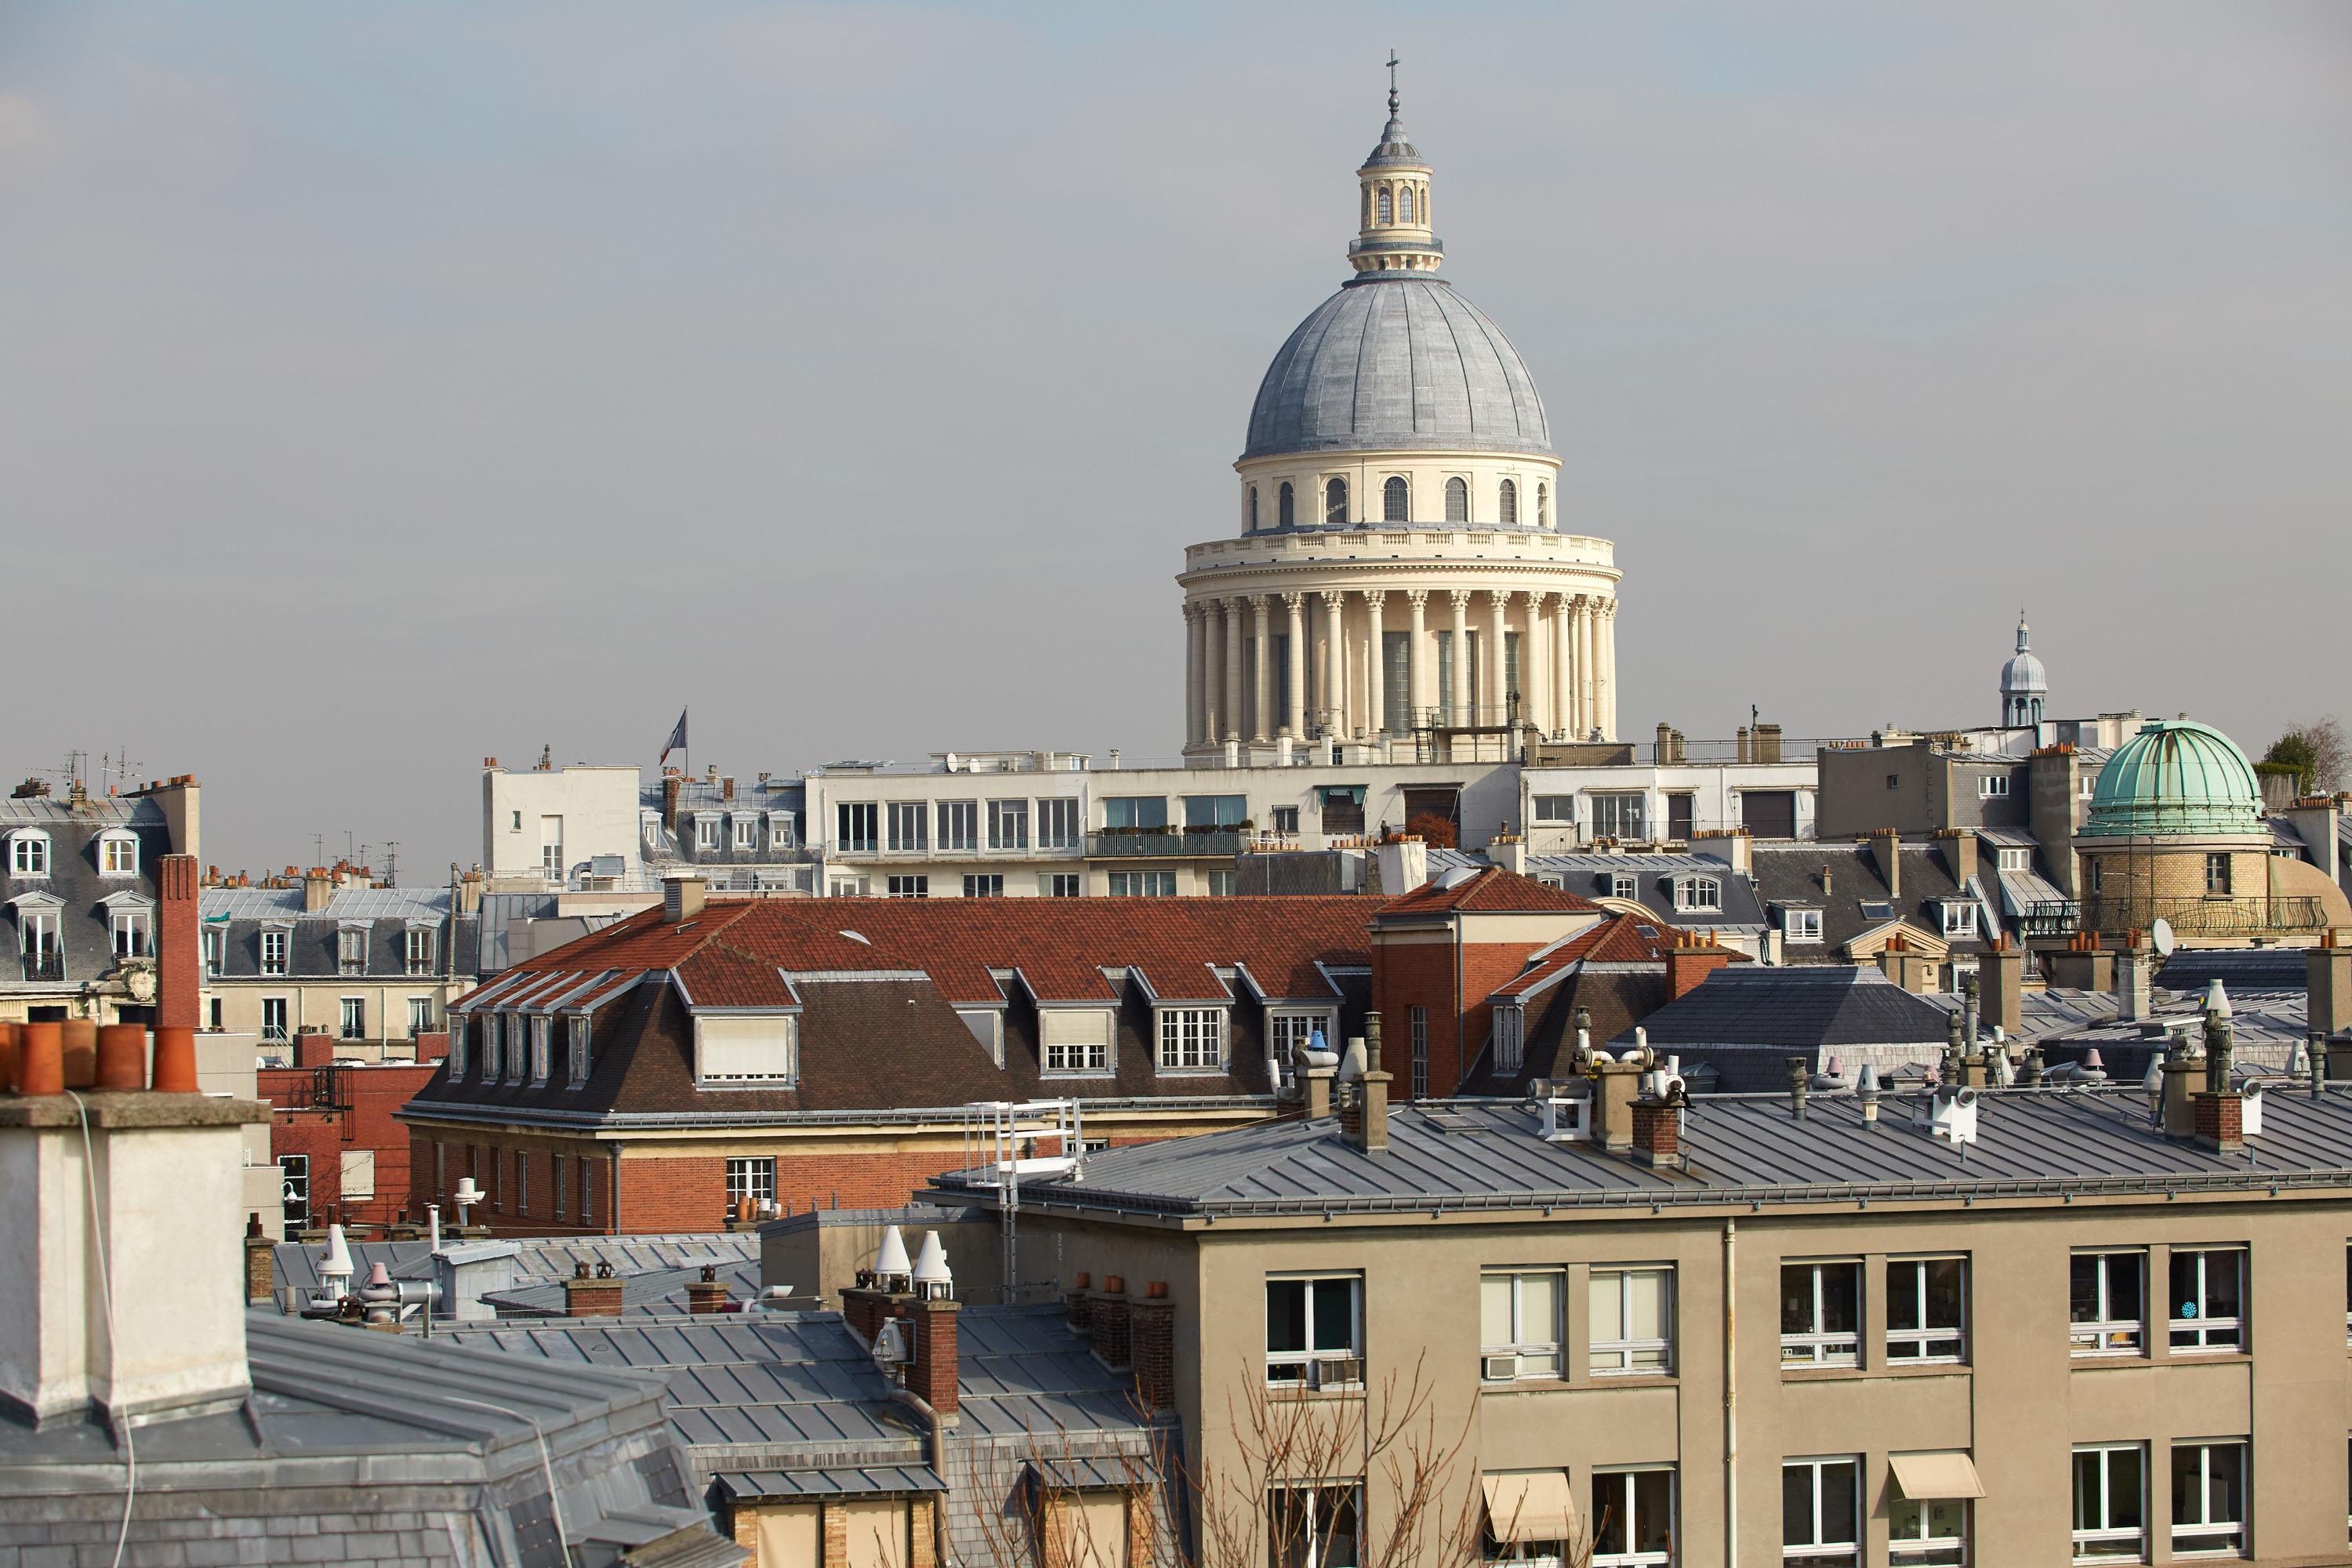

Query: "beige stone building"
(1179, 79), (1622, 760)
(930, 1016), (2352, 1566)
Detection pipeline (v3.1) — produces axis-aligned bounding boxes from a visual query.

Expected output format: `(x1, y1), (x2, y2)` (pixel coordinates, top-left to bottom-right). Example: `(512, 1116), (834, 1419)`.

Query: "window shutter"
(697, 1015), (797, 1080)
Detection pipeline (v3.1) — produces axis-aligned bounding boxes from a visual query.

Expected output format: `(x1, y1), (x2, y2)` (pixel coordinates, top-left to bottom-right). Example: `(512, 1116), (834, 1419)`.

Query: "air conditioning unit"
(1482, 1354), (1519, 1381)
(1310, 1356), (1365, 1391)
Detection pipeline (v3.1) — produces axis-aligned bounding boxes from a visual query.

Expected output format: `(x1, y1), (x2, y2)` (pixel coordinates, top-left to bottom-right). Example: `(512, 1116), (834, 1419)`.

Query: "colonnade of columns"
(1181, 587), (1616, 747)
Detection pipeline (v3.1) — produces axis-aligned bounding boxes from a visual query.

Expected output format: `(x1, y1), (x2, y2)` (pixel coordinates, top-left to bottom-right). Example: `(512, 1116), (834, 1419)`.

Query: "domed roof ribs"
(1421, 281), (1477, 439)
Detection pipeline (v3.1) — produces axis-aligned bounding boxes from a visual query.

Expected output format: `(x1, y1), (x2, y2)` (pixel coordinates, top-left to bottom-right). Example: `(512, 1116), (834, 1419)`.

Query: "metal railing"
(2078, 895), (2329, 936)
(20, 952), (63, 982)
(2022, 901), (2081, 939)
(1084, 829), (1247, 858)
(823, 840), (1083, 860)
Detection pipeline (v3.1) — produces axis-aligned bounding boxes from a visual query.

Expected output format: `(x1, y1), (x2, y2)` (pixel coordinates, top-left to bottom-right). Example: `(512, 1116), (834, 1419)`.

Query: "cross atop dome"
(1351, 55), (1443, 274)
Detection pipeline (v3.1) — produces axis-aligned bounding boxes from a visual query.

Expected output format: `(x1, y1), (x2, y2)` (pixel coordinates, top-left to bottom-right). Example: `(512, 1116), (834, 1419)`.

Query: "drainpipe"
(891, 1386), (955, 1568)
(1724, 1217), (1738, 1568)
(608, 1142), (623, 1236)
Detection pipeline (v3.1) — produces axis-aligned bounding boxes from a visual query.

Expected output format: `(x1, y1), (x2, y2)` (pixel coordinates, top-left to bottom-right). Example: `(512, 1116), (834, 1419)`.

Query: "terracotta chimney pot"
(96, 1025), (147, 1091)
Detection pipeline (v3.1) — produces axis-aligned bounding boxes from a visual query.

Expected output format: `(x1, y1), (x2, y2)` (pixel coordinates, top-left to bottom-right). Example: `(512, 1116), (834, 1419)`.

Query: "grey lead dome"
(1243, 273), (1554, 462)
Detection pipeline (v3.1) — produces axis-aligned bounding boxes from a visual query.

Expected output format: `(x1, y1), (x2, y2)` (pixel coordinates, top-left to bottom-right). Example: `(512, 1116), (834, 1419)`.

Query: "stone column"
(1526, 592), (1551, 736)
(1364, 590), (1386, 736)
(1283, 593), (1306, 739)
(1221, 597), (1243, 743)
(1320, 591), (1347, 739)
(1201, 601), (1222, 742)
(1447, 589), (1472, 726)
(1599, 598), (1618, 741)
(1404, 590), (1428, 731)
(1184, 603), (1203, 746)
(1250, 596), (1272, 743)
(1552, 593), (1573, 739)
(1487, 590), (1509, 727)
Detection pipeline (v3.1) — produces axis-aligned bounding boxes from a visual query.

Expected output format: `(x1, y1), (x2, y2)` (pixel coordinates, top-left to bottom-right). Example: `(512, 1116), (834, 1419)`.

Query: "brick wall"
(1373, 936), (1540, 1097)
(260, 1062), (437, 1228)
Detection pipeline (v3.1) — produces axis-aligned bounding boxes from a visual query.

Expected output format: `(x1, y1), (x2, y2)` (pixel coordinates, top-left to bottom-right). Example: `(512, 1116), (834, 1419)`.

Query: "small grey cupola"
(2000, 612), (2048, 728)
(1350, 54), (1443, 276)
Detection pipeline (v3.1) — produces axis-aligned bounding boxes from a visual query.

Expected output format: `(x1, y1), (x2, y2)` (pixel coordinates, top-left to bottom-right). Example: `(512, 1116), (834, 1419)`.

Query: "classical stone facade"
(1179, 78), (1621, 757)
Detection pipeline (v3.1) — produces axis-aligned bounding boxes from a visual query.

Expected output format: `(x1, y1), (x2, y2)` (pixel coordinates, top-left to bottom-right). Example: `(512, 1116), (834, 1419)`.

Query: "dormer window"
(695, 815), (720, 851)
(1492, 1004), (1525, 1075)
(695, 1014), (799, 1086)
(337, 924), (368, 975)
(103, 895), (154, 960)
(734, 816), (759, 851)
(1784, 908), (1823, 943)
(1672, 877), (1722, 913)
(9, 832), (50, 877)
(202, 924), (224, 977)
(98, 832), (139, 877)
(1997, 848), (2031, 873)
(405, 926), (436, 975)
(260, 925), (290, 976)
(1608, 873), (1638, 900)
(769, 816), (795, 850)
(1941, 902), (1980, 939)
(1977, 775), (2011, 799)
(16, 901), (61, 981)
(567, 1014), (592, 1086)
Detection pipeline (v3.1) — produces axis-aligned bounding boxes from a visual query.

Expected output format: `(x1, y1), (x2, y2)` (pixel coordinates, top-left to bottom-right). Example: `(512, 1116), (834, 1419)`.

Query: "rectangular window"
(1102, 796), (1168, 830)
(733, 817), (758, 851)
(987, 799), (1029, 850)
(696, 1015), (798, 1084)
(553, 1155), (566, 1220)
(408, 996), (434, 1037)
(2171, 1441), (2245, 1558)
(886, 801), (928, 852)
(1270, 805), (1300, 835)
(939, 800), (979, 851)
(260, 927), (289, 976)
(1592, 792), (1646, 840)
(405, 927), (435, 975)
(2169, 1248), (2244, 1352)
(1673, 877), (1722, 913)
(1941, 902), (1980, 938)
(1781, 1261), (1861, 1366)
(2205, 853), (2231, 895)
(1886, 1258), (1966, 1362)
(338, 926), (367, 975)
(1410, 1006), (1428, 1098)
(1109, 871), (1176, 896)
(726, 1156), (777, 1210)
(517, 1151), (529, 1214)
(339, 996), (365, 1040)
(1479, 1271), (1563, 1381)
(579, 1160), (594, 1225)
(2070, 1251), (2146, 1356)
(1889, 1492), (1968, 1568)
(209, 997), (223, 1031)
(1269, 1486), (1362, 1568)
(1183, 794), (1247, 828)
(1592, 1468), (1675, 1568)
(1268, 1013), (1330, 1086)
(1610, 873), (1639, 899)
(1490, 1006), (1524, 1075)
(9, 834), (50, 875)
(827, 876), (868, 897)
(1044, 873), (1082, 898)
(2073, 1445), (2146, 1563)
(1158, 1007), (1224, 1070)
(1784, 909), (1823, 943)
(506, 1014), (527, 1082)
(202, 925), (224, 977)
(1037, 797), (1081, 848)
(835, 801), (877, 853)
(101, 836), (138, 875)
(261, 996), (289, 1043)
(1590, 1267), (1673, 1374)
(1206, 869), (1235, 896)
(566, 1014), (590, 1083)
(1998, 846), (2031, 872)
(1978, 775), (2011, 798)
(1531, 794), (1575, 826)
(111, 910), (151, 959)
(695, 816), (720, 851)
(1042, 1010), (1112, 1074)
(480, 1016), (502, 1080)
(887, 875), (930, 898)
(278, 1153), (309, 1228)
(1783, 1457), (1860, 1566)
(962, 874), (1004, 898)
(530, 1016), (552, 1083)
(1265, 1274), (1362, 1388)
(20, 909), (61, 976)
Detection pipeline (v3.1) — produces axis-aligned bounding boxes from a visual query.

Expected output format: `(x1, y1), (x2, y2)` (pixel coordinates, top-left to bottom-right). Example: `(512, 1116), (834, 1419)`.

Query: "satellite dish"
(2151, 919), (2176, 957)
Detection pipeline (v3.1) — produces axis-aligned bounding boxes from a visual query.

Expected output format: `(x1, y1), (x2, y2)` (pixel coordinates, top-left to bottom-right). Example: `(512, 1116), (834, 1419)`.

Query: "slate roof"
(1614, 965), (1952, 1050)
(2155, 948), (2313, 993)
(271, 1230), (762, 1296)
(0, 791), (179, 997)
(930, 1086), (2352, 1218)
(1752, 841), (1995, 959)
(202, 882), (480, 983)
(1454, 914), (1700, 1098)
(413, 898), (1375, 1123)
(482, 1258), (765, 1319)
(1243, 274), (1554, 460)
(0, 1315), (732, 1566)
(1525, 852), (1767, 934)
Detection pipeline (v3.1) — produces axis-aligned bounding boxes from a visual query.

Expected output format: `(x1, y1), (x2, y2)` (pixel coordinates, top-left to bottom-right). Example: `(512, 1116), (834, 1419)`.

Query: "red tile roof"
(1378, 866), (1604, 918)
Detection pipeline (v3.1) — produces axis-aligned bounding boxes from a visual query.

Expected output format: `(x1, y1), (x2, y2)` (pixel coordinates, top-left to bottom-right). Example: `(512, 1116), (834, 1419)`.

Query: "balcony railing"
(824, 840), (1083, 861)
(1085, 829), (1247, 858)
(20, 952), (63, 982)
(2022, 901), (2081, 940)
(2078, 895), (2329, 937)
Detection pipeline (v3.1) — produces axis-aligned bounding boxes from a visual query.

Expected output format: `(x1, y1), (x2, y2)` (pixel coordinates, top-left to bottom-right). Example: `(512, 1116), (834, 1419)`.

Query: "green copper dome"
(2085, 720), (2264, 837)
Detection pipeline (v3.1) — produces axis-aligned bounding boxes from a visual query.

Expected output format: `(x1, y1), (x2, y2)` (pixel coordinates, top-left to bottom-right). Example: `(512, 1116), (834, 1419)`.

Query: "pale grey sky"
(4, 2), (2347, 875)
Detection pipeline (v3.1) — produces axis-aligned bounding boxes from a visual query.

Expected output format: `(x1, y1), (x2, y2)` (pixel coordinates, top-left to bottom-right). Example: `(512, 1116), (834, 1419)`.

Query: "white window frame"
(1781, 1261), (1861, 1367)
(530, 1015), (552, 1083)
(8, 830), (51, 877)
(2168, 1247), (2244, 1352)
(1886, 1257), (1966, 1363)
(260, 925), (290, 976)
(887, 875), (930, 898)
(553, 1154), (566, 1221)
(2071, 1444), (2147, 1563)
(408, 996), (434, 1038)
(938, 800), (979, 852)
(1044, 873), (1082, 898)
(1590, 1266), (1674, 1375)
(835, 803), (878, 854)
(2169, 1440), (2245, 1557)
(695, 815), (721, 851)
(339, 996), (365, 1041)
(734, 816), (759, 851)
(1040, 1008), (1114, 1076)
(2070, 1250), (2146, 1356)
(886, 801), (928, 853)
(1156, 1006), (1225, 1072)
(1998, 847), (2031, 872)
(1531, 794), (1575, 826)
(260, 996), (289, 1043)
(565, 1013), (590, 1085)
(111, 908), (152, 960)
(337, 924), (368, 976)
(1977, 775), (2011, 798)
(98, 831), (139, 877)
(1264, 1272), (1363, 1388)
(1889, 1490), (1968, 1568)
(1267, 1011), (1332, 1086)
(1592, 792), (1646, 840)
(1479, 1269), (1563, 1381)
(1784, 908), (1824, 943)
(726, 1156), (777, 1210)
(1036, 797), (1081, 850)
(694, 1012), (800, 1087)
(1609, 873), (1638, 900)
(1490, 1004), (1525, 1076)
(1782, 1456), (1861, 1566)
(1940, 902), (1980, 939)
(1674, 877), (1722, 913)
(1109, 870), (1175, 897)
(202, 924), (224, 977)
(986, 798), (1029, 851)
(405, 925), (435, 975)
(769, 815), (795, 850)
(1592, 1467), (1676, 1568)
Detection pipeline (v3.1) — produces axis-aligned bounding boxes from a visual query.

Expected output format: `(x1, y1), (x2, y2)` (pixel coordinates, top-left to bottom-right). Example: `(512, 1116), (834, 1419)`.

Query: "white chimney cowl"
(875, 1225), (913, 1280)
(2205, 978), (2231, 1020)
(912, 1231), (953, 1287)
(320, 1225), (354, 1285)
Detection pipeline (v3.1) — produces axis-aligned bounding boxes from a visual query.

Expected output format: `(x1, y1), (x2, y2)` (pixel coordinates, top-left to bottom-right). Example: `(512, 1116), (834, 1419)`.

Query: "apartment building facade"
(930, 1042), (2352, 1566)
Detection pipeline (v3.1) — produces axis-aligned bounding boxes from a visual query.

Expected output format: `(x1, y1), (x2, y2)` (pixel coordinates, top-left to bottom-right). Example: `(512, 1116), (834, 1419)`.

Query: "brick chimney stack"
(1871, 829), (1902, 898)
(1131, 1281), (1176, 1409)
(564, 1260), (624, 1317)
(303, 866), (334, 913)
(2310, 931), (2352, 1038)
(1093, 1276), (1132, 1370)
(157, 853), (201, 1032)
(687, 1263), (728, 1313)
(1664, 931), (1733, 1000)
(1980, 938), (2024, 1039)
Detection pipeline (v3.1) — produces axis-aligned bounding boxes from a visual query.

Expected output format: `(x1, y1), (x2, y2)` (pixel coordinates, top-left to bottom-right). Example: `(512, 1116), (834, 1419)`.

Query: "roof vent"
(1436, 864), (1480, 890)
(1538, 1081), (1593, 1142)
(1918, 1084), (1980, 1145)
(840, 930), (871, 946)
